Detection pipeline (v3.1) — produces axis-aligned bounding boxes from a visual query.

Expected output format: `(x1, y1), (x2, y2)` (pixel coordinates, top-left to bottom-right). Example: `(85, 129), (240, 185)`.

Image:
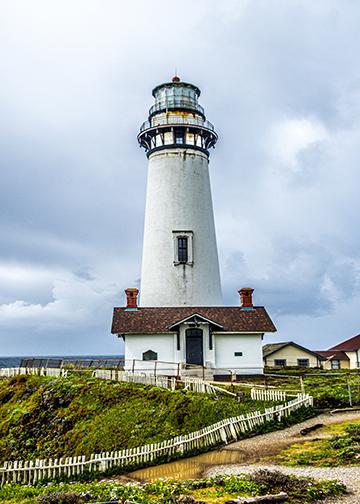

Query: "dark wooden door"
(186, 328), (203, 365)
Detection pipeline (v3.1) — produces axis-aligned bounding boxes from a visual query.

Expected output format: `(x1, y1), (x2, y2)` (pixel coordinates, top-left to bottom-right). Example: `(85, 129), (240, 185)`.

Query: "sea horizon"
(0, 354), (124, 368)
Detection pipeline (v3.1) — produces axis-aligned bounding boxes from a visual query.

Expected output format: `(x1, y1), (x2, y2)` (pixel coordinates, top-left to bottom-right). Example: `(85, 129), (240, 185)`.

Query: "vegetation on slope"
(0, 374), (289, 463)
(254, 368), (360, 408)
(275, 420), (360, 467)
(0, 470), (347, 503)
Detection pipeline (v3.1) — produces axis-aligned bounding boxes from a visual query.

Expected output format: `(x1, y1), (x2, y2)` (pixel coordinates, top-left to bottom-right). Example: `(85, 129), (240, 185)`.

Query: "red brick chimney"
(239, 287), (254, 308)
(125, 288), (139, 309)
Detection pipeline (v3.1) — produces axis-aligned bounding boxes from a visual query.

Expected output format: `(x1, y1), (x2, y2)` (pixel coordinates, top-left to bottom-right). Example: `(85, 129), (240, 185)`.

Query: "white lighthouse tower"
(112, 76), (277, 374)
(138, 76), (222, 307)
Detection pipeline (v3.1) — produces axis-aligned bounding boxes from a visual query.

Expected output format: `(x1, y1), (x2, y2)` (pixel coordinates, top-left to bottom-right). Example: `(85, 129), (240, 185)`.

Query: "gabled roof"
(328, 334), (360, 352)
(168, 313), (224, 330)
(263, 341), (321, 359)
(316, 350), (350, 361)
(111, 306), (276, 335)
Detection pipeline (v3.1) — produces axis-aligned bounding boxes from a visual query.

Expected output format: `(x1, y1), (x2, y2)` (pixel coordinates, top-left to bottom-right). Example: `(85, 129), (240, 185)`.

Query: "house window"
(142, 350), (158, 361)
(274, 359), (287, 367)
(173, 231), (193, 265)
(297, 359), (309, 368)
(331, 359), (340, 369)
(234, 352), (243, 357)
(177, 237), (188, 263)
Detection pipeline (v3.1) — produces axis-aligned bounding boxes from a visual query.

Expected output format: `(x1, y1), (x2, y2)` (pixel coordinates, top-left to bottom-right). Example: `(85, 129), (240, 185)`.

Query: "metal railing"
(140, 116), (215, 133)
(149, 98), (204, 116)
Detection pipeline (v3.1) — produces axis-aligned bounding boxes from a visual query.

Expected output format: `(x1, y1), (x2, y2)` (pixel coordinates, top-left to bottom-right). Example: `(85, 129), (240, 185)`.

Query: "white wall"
(265, 346), (320, 367)
(345, 351), (360, 369)
(140, 148), (222, 307)
(124, 333), (177, 373)
(214, 333), (263, 374)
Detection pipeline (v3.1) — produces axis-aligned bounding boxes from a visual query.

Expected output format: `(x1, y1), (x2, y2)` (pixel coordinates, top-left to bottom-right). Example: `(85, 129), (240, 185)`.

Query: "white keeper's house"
(111, 76), (276, 378)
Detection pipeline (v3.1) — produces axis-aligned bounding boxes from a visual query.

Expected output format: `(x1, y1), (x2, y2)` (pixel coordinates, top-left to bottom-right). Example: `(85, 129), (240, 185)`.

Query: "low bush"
(0, 472), (347, 503)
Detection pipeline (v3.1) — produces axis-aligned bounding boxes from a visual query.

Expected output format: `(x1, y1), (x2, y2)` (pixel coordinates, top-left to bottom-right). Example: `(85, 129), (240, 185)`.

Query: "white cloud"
(0, 266), (118, 330)
(267, 117), (328, 170)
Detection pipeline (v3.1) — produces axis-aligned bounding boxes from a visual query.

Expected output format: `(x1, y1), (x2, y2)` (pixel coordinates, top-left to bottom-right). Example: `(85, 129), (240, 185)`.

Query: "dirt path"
(128, 411), (360, 501)
(204, 410), (360, 503)
(218, 410), (360, 463)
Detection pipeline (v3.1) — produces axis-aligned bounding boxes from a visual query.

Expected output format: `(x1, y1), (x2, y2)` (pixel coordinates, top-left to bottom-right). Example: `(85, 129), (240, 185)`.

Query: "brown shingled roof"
(329, 334), (360, 351)
(316, 350), (350, 361)
(262, 341), (321, 359)
(111, 306), (276, 334)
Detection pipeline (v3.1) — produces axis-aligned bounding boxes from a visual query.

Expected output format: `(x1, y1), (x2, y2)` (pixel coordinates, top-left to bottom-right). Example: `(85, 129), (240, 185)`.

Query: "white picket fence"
(251, 388), (289, 402)
(92, 369), (177, 391)
(0, 367), (68, 378)
(0, 393), (313, 485)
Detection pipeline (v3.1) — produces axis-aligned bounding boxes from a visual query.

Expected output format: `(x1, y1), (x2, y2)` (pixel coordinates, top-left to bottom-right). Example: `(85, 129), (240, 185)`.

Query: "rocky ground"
(204, 411), (360, 503)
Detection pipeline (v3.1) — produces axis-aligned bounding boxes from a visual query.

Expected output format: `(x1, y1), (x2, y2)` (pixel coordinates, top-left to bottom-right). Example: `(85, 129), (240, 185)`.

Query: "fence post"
(299, 375), (305, 394)
(347, 377), (353, 407)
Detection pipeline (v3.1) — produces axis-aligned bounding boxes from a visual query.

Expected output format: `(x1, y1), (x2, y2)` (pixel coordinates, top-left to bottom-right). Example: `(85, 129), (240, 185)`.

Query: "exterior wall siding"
(214, 333), (263, 374)
(322, 359), (350, 370)
(345, 351), (360, 369)
(140, 148), (222, 307)
(265, 346), (320, 367)
(124, 334), (177, 373)
(124, 329), (263, 375)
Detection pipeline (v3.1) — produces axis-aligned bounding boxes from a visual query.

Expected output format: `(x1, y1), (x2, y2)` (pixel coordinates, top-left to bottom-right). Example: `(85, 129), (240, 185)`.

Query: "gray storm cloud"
(1, 0), (360, 354)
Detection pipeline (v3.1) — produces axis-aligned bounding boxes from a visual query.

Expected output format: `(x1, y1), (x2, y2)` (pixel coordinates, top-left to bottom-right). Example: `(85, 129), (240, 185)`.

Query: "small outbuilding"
(316, 351), (350, 370)
(327, 334), (360, 369)
(112, 288), (276, 377)
(263, 342), (322, 368)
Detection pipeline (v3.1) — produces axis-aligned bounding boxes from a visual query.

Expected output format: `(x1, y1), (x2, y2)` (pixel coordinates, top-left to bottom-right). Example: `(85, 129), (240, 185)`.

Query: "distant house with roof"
(315, 351), (350, 370)
(263, 342), (322, 368)
(326, 334), (360, 369)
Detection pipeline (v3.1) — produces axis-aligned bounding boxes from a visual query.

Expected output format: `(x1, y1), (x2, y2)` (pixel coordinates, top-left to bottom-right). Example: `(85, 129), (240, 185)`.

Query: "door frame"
(185, 328), (204, 365)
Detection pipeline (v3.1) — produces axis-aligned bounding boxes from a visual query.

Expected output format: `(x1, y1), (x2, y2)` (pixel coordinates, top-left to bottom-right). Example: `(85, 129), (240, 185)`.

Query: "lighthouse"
(111, 77), (276, 376)
(138, 76), (222, 307)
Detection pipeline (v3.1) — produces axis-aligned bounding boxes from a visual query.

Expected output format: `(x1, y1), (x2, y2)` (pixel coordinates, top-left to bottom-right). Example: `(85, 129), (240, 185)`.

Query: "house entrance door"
(185, 328), (203, 365)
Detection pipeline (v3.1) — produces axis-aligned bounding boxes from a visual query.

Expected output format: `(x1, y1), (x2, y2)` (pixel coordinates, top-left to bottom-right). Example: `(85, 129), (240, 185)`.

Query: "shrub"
(36, 492), (86, 504)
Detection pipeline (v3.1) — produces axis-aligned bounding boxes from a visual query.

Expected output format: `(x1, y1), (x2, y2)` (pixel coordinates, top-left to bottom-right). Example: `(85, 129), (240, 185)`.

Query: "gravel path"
(219, 411), (360, 463)
(205, 411), (360, 504)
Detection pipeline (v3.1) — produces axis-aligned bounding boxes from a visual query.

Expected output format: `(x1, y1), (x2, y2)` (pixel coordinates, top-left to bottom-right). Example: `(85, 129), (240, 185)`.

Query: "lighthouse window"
(175, 131), (184, 144)
(173, 230), (193, 265)
(177, 237), (188, 263)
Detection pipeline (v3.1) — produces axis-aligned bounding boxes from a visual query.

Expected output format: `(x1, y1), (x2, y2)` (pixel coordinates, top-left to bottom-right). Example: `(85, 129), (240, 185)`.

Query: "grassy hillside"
(274, 420), (360, 467)
(0, 374), (285, 463)
(254, 369), (360, 408)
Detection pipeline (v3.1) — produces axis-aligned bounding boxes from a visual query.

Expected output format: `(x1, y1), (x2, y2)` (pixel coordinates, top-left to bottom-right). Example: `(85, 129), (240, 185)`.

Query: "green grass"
(0, 470), (347, 503)
(0, 374), (284, 463)
(246, 368), (360, 408)
(275, 420), (360, 467)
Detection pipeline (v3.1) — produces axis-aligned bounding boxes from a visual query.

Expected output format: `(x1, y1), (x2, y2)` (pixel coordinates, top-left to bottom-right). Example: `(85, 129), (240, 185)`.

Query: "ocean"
(0, 355), (124, 368)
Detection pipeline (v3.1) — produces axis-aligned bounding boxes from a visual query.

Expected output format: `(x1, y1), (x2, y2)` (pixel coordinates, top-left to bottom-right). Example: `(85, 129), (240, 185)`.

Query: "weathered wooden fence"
(0, 393), (313, 485)
(251, 388), (289, 402)
(0, 367), (231, 395)
(92, 369), (176, 391)
(0, 367), (68, 378)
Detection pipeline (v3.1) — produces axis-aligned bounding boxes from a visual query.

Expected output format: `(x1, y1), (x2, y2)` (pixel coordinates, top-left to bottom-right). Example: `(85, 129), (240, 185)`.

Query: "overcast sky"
(1, 0), (360, 356)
